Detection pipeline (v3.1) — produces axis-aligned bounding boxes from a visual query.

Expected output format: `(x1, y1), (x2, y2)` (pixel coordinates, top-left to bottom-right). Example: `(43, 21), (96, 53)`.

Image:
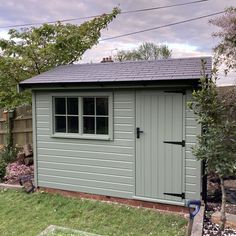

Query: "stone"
(0, 183), (23, 189)
(23, 180), (35, 193)
(17, 152), (25, 165)
(225, 179), (236, 190)
(211, 211), (236, 229)
(24, 157), (33, 166)
(23, 144), (33, 157)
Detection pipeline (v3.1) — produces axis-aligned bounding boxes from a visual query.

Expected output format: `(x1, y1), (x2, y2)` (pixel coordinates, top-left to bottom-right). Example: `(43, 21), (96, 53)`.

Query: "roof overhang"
(18, 78), (201, 92)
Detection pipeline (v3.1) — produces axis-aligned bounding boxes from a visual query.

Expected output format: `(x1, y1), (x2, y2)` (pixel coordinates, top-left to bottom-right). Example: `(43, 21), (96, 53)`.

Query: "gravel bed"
(203, 203), (236, 236)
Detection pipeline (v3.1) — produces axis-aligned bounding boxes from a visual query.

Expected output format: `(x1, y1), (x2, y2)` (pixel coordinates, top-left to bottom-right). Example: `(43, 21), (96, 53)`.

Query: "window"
(83, 97), (108, 135)
(53, 94), (112, 139)
(54, 97), (79, 133)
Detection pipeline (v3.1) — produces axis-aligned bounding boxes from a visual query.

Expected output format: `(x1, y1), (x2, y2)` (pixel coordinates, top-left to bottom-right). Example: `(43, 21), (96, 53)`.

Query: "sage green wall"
(33, 88), (201, 204)
(35, 90), (135, 198)
(185, 90), (201, 200)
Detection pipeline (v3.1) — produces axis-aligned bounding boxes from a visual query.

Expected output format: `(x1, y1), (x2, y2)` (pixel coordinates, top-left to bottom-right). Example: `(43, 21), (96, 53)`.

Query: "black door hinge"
(163, 140), (185, 147)
(164, 192), (185, 199)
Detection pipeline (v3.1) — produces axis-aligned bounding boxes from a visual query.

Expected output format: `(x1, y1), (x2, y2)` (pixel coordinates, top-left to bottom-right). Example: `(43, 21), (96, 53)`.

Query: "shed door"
(135, 91), (184, 202)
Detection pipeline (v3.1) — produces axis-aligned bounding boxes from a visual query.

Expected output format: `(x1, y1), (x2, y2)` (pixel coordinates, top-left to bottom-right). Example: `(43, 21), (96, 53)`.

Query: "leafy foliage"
(0, 159), (6, 180)
(115, 42), (172, 61)
(0, 57), (32, 108)
(189, 65), (236, 177)
(0, 146), (17, 164)
(0, 7), (120, 109)
(188, 61), (236, 230)
(210, 7), (236, 73)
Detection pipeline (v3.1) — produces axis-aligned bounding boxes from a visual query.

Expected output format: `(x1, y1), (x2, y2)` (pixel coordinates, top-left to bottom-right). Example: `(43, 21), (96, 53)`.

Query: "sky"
(0, 0), (235, 86)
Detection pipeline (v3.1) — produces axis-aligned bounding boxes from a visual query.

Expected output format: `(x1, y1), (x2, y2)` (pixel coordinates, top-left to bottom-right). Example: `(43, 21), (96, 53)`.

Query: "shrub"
(4, 162), (34, 184)
(0, 146), (17, 163)
(0, 158), (7, 181)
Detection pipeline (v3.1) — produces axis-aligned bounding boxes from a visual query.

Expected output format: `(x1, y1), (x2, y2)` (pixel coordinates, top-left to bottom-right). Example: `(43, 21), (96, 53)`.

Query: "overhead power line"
(99, 11), (225, 41)
(0, 0), (209, 29)
(121, 0), (209, 14)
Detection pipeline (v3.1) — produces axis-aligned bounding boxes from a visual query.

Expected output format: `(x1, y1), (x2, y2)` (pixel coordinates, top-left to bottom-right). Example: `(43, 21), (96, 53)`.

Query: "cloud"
(0, 30), (10, 39)
(0, 0), (235, 85)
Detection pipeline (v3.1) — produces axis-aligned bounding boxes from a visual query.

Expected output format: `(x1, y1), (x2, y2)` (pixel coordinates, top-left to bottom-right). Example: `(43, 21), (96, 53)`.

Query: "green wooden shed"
(19, 57), (212, 207)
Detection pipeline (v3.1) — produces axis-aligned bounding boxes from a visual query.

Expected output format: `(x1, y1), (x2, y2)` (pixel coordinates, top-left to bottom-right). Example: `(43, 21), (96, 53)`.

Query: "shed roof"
(19, 57), (212, 88)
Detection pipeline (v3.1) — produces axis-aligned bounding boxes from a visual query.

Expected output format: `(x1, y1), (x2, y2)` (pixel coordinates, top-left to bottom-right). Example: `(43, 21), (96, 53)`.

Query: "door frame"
(133, 89), (186, 205)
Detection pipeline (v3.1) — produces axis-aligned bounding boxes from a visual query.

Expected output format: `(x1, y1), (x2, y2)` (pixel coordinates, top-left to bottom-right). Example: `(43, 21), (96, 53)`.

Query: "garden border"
(191, 204), (205, 236)
(0, 183), (22, 189)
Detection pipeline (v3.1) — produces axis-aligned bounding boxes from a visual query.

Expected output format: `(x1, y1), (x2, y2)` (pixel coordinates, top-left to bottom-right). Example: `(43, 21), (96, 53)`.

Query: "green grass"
(0, 189), (187, 236)
(44, 226), (99, 236)
(46, 231), (82, 236)
(46, 232), (89, 236)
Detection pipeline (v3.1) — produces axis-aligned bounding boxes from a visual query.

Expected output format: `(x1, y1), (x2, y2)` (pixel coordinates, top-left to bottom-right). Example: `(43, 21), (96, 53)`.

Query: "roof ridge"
(60, 56), (212, 67)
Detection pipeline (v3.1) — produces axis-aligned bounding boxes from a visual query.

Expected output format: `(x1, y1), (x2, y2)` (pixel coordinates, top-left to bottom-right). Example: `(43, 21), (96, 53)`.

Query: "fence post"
(6, 110), (14, 148)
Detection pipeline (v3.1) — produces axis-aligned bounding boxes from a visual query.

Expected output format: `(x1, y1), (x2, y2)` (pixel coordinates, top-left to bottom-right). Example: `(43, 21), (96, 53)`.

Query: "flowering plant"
(4, 162), (34, 184)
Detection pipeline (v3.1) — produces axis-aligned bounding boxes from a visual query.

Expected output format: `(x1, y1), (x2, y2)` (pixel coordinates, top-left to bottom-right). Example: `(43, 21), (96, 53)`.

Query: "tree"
(0, 7), (120, 108)
(210, 7), (236, 74)
(115, 42), (172, 62)
(189, 61), (236, 231)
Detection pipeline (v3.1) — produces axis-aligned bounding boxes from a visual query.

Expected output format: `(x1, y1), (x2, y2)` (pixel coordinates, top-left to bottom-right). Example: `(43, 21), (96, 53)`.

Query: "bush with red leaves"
(4, 162), (34, 184)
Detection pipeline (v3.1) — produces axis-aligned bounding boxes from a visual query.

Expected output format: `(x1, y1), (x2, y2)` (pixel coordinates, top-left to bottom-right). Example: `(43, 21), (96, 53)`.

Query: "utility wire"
(99, 11), (224, 41)
(0, 0), (209, 29)
(121, 0), (209, 14)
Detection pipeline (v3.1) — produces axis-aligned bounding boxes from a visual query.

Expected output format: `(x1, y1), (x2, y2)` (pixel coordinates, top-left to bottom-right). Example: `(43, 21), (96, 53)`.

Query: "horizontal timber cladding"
(35, 90), (135, 199)
(34, 88), (201, 203)
(185, 90), (201, 200)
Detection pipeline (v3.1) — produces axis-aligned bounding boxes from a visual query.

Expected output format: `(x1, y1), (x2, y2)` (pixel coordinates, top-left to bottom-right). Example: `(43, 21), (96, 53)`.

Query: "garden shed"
(19, 57), (212, 207)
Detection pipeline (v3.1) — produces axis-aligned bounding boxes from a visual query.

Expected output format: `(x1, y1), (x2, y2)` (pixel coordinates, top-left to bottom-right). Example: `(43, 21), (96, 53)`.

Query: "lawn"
(0, 189), (187, 236)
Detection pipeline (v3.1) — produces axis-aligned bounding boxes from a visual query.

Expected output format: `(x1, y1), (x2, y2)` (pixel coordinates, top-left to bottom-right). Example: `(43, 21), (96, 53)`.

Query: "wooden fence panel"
(0, 105), (32, 146)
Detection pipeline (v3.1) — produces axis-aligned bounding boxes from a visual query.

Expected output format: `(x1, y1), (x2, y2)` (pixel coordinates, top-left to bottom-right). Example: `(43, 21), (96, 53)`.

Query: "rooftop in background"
(19, 57), (212, 88)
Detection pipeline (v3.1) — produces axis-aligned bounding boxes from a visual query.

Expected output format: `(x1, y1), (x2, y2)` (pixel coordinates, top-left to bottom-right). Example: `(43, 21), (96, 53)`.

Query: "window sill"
(51, 133), (111, 140)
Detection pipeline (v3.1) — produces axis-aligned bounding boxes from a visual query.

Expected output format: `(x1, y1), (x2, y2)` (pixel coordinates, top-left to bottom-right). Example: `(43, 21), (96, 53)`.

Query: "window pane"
(83, 117), (95, 134)
(55, 98), (65, 114)
(67, 98), (78, 115)
(68, 116), (78, 133)
(83, 98), (94, 115)
(55, 116), (66, 132)
(96, 117), (108, 134)
(96, 98), (108, 115)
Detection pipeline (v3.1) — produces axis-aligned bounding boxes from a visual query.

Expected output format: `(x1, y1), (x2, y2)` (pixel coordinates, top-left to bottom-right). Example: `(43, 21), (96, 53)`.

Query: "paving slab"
(211, 211), (236, 229)
(38, 225), (101, 236)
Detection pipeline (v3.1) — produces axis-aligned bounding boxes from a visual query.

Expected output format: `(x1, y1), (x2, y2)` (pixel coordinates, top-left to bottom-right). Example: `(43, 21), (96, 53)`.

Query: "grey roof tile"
(20, 57), (212, 86)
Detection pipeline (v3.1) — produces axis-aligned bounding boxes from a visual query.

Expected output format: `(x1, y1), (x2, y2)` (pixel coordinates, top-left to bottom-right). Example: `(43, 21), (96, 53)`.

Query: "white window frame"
(50, 92), (113, 140)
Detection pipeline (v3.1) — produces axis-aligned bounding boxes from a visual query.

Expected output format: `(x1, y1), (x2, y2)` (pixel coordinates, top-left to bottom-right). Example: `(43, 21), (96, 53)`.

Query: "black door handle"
(136, 127), (144, 138)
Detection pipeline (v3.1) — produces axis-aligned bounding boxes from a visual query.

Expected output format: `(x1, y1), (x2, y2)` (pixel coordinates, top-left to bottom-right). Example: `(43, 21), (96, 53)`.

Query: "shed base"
(40, 187), (188, 214)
